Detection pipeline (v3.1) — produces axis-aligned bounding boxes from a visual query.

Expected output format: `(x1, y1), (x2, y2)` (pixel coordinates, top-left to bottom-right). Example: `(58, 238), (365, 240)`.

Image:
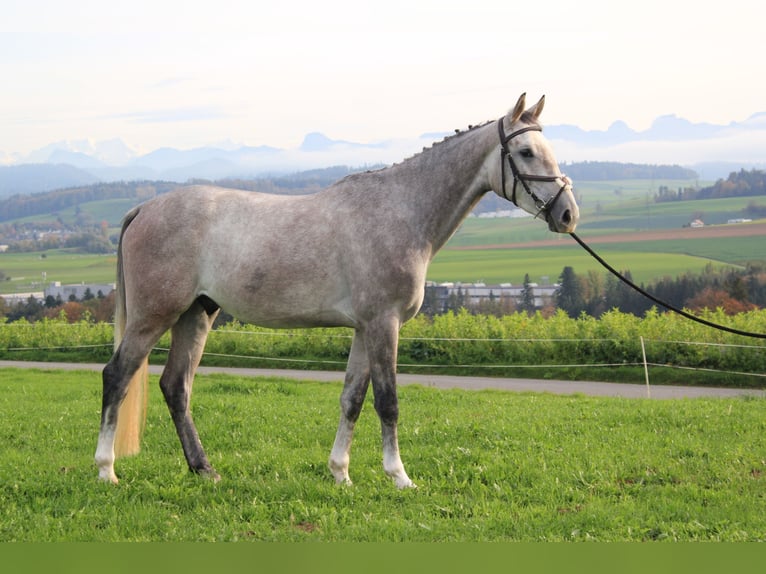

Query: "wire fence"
(2, 322), (764, 387)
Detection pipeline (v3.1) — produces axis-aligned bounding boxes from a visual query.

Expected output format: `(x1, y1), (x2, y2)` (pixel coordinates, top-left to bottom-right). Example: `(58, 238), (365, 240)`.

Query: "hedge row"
(1, 308), (764, 387)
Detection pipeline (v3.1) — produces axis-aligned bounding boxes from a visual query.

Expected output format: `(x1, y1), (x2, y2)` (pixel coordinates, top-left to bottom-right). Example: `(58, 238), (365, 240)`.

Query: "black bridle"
(497, 118), (570, 221)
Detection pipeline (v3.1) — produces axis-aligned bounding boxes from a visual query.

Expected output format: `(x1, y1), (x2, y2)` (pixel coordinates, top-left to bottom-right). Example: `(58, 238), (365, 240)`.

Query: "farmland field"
(428, 180), (766, 285)
(427, 246), (730, 286)
(1, 178), (765, 295)
(9, 198), (140, 227)
(0, 250), (116, 295)
(430, 223), (766, 285)
(1, 367), (765, 542)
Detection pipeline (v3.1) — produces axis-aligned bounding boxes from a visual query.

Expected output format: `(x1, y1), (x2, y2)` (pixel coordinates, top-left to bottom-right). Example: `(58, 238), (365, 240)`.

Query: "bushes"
(1, 308), (764, 386)
(397, 308), (765, 376)
(0, 316), (114, 362)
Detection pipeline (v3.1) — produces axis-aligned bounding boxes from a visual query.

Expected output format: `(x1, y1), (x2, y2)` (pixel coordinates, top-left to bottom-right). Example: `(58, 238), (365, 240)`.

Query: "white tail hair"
(112, 208), (149, 458)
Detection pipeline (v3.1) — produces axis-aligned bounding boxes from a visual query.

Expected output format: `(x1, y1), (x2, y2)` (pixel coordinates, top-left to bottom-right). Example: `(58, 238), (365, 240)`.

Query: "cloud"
(545, 113), (766, 166)
(108, 107), (229, 124)
(146, 77), (194, 90)
(552, 131), (766, 166)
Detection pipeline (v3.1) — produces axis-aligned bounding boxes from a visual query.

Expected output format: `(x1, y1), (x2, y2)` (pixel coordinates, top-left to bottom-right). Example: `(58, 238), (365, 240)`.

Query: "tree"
(555, 266), (586, 317)
(603, 269), (652, 316)
(445, 287), (466, 314)
(686, 287), (756, 315)
(583, 269), (607, 316)
(6, 296), (45, 322)
(420, 284), (440, 317)
(519, 273), (536, 314)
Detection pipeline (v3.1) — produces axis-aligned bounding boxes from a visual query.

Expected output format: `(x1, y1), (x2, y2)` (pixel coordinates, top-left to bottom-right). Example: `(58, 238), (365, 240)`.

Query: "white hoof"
(98, 467), (119, 484)
(395, 476), (417, 490)
(329, 458), (352, 486)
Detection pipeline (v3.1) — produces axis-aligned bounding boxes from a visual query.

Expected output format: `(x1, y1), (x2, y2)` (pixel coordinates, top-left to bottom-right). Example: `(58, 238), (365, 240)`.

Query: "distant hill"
(0, 136), (403, 198)
(0, 161), (701, 225)
(561, 162), (697, 180)
(0, 164), (99, 197)
(0, 167), (371, 223)
(3, 109), (766, 197)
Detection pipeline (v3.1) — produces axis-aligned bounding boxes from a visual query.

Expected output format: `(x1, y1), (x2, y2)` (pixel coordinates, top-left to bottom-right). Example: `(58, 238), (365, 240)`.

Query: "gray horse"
(95, 94), (579, 487)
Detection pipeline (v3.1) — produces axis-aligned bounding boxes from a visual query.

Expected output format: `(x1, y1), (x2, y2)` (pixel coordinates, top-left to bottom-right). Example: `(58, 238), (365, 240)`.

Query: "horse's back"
(121, 183), (427, 329)
(121, 185), (358, 327)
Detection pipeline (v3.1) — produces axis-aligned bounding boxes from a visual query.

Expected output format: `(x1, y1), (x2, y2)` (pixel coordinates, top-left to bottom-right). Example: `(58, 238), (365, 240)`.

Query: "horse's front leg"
(329, 332), (370, 485)
(365, 315), (416, 489)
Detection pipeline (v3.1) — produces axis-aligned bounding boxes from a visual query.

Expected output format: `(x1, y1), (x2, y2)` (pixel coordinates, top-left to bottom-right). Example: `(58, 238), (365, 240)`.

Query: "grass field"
(0, 250), (116, 295)
(428, 246), (735, 286)
(10, 198), (141, 227)
(2, 178), (765, 295)
(428, 182), (766, 285)
(1, 367), (765, 542)
(0, 231), (755, 295)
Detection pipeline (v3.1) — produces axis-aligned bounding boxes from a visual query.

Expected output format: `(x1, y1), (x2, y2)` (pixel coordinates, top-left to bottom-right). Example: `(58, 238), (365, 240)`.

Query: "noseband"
(497, 118), (570, 221)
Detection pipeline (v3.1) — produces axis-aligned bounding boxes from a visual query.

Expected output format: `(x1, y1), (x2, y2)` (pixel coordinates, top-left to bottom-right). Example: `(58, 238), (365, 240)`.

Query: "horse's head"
(494, 93), (579, 233)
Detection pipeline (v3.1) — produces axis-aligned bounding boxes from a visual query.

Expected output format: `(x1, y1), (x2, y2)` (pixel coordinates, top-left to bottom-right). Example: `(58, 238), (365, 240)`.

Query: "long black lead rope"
(569, 232), (766, 340)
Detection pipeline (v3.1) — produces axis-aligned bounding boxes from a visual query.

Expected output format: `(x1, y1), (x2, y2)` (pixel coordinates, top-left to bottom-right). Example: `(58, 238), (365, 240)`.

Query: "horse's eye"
(520, 148), (534, 159)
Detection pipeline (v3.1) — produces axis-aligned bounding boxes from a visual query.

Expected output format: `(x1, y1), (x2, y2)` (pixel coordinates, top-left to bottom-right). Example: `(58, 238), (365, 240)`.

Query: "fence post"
(640, 336), (650, 398)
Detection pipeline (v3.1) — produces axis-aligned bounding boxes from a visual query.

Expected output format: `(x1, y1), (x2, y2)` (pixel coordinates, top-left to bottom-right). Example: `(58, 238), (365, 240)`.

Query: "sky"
(2, 0), (765, 162)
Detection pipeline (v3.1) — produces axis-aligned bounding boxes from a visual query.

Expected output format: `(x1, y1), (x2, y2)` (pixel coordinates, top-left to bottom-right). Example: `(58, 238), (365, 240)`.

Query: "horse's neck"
(388, 123), (497, 254)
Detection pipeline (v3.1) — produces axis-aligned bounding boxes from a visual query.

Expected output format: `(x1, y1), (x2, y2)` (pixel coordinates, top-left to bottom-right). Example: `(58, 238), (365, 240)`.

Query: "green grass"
(450, 184), (766, 246)
(428, 246), (735, 285)
(2, 367), (765, 541)
(448, 216), (560, 246)
(595, 236), (763, 265)
(57, 198), (140, 226)
(0, 250), (116, 294)
(2, 178), (764, 294)
(4, 235), (730, 294)
(9, 198), (140, 227)
(574, 179), (713, 205)
(596, 196), (760, 218)
(4, 241), (742, 295)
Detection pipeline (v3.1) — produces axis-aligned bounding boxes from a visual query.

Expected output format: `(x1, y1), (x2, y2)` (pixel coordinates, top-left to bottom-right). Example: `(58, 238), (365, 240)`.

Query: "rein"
(495, 118), (764, 339)
(570, 231), (766, 339)
(497, 118), (569, 220)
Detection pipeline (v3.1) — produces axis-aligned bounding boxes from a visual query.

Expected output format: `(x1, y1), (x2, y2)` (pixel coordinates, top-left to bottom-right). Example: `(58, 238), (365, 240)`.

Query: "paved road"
(2, 360), (764, 400)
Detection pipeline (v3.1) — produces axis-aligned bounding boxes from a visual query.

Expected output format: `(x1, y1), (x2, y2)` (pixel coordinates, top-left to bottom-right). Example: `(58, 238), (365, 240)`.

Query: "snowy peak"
(23, 138), (137, 166)
(3, 110), (766, 196)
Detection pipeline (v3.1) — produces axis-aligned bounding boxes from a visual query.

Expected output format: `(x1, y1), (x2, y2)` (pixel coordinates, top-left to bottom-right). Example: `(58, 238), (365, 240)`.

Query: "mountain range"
(2, 113), (766, 198)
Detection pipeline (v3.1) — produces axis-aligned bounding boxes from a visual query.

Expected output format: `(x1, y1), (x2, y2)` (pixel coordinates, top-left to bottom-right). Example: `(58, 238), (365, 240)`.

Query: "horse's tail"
(113, 206), (149, 458)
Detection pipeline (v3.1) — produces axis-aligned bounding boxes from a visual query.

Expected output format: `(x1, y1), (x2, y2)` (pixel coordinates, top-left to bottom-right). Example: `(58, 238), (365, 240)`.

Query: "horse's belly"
(205, 282), (357, 329)
(238, 308), (356, 329)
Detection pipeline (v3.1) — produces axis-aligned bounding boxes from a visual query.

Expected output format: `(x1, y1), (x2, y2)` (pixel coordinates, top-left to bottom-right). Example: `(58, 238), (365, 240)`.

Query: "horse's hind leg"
(329, 332), (371, 485)
(96, 328), (164, 483)
(159, 299), (220, 480)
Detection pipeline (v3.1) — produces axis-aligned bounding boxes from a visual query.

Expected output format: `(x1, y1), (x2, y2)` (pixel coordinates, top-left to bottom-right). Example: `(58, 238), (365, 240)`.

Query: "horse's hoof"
(197, 468), (221, 482)
(97, 468), (119, 484)
(395, 477), (417, 490)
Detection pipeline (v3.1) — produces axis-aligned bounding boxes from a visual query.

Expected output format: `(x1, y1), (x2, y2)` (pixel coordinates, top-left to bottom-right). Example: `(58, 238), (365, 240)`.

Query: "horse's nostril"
(562, 209), (571, 225)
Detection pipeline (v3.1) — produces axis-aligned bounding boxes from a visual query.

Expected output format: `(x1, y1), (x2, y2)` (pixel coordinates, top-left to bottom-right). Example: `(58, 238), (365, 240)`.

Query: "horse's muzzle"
(547, 187), (579, 233)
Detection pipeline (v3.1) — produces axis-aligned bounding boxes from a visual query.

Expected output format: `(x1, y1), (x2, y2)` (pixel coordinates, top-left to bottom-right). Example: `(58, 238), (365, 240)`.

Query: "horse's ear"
(508, 93), (527, 124)
(529, 95), (545, 120)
